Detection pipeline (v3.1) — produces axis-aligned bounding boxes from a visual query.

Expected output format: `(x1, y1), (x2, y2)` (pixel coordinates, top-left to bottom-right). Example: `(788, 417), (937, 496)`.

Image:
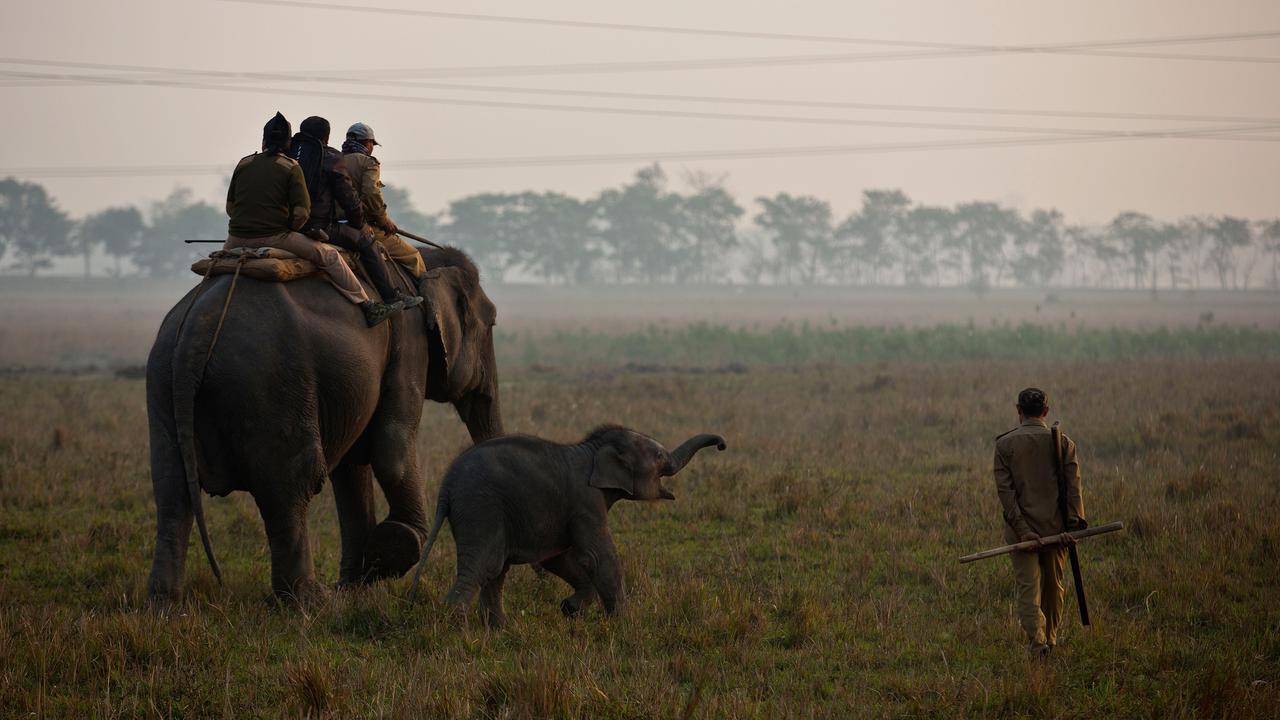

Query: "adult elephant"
(145, 246), (502, 602)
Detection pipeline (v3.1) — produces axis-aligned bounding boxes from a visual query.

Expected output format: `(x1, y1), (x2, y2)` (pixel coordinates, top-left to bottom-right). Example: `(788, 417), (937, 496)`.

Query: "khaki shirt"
(226, 152), (310, 238)
(339, 152), (391, 229)
(993, 418), (1085, 543)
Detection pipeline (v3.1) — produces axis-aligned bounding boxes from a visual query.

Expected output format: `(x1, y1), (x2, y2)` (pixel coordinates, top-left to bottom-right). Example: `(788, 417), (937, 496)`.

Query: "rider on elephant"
(339, 122), (427, 279)
(224, 112), (403, 327)
(289, 116), (423, 311)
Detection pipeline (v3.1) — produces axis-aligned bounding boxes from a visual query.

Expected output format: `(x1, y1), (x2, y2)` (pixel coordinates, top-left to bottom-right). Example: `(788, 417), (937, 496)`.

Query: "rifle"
(1053, 420), (1090, 626)
(959, 521), (1124, 563)
(393, 228), (443, 250)
(335, 220), (444, 249)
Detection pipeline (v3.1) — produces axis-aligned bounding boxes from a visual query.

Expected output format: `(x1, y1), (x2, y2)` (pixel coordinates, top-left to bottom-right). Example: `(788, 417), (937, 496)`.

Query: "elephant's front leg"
(252, 485), (323, 602)
(365, 419), (428, 579)
(573, 522), (626, 615)
(540, 549), (598, 617)
(331, 460), (377, 586)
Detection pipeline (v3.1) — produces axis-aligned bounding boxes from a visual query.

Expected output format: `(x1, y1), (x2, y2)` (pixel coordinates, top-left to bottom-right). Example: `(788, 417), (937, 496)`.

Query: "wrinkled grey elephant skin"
(146, 247), (503, 603)
(411, 426), (726, 627)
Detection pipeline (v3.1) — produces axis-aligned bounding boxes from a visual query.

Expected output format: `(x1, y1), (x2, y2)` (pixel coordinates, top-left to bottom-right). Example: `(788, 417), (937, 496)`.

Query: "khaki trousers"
(226, 232), (369, 305)
(374, 230), (425, 277)
(1010, 545), (1067, 647)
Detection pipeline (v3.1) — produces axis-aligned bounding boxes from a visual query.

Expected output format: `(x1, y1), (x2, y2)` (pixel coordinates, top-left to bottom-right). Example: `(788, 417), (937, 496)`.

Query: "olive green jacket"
(226, 152), (310, 238)
(993, 418), (1085, 543)
(339, 152), (392, 230)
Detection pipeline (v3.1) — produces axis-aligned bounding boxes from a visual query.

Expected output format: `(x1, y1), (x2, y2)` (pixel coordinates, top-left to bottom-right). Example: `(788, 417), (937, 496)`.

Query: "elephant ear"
(421, 267), (469, 400)
(588, 445), (635, 496)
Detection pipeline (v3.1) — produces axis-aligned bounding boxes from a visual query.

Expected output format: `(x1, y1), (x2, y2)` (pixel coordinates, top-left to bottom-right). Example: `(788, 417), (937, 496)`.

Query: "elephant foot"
(559, 598), (583, 618)
(480, 607), (508, 629)
(147, 592), (181, 617)
(266, 577), (329, 609)
(365, 521), (422, 580)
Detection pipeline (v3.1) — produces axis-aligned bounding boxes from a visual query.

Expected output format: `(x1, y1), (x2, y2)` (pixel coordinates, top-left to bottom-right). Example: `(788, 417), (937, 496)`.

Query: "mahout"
(146, 246), (502, 603)
(410, 426), (726, 627)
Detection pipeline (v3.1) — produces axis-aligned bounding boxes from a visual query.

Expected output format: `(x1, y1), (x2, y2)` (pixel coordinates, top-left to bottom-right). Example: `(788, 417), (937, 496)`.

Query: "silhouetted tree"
(436, 193), (519, 282)
(1260, 219), (1280, 290)
(81, 206), (145, 277)
(1206, 216), (1251, 289)
(836, 189), (909, 285)
(951, 202), (1020, 292)
(132, 188), (222, 278)
(1109, 211), (1168, 289)
(512, 192), (599, 284)
(1176, 216), (1215, 290)
(754, 193), (831, 284)
(677, 175), (742, 284)
(899, 205), (955, 287)
(383, 185), (440, 240)
(0, 178), (73, 276)
(1010, 209), (1066, 287)
(736, 228), (774, 286)
(597, 165), (683, 283)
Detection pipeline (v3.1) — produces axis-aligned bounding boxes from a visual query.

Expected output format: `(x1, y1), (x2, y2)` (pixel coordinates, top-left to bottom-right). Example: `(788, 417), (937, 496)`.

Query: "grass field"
(2, 352), (1278, 717)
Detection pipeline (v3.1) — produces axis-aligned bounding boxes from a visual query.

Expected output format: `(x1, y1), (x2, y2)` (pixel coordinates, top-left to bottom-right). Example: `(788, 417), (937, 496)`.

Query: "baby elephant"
(409, 426), (726, 626)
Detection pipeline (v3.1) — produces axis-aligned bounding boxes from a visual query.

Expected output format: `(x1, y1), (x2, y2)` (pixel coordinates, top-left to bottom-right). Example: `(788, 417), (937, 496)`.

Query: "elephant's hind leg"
(478, 565), (510, 628)
(252, 466), (325, 603)
(540, 550), (598, 618)
(445, 532), (507, 622)
(147, 453), (193, 604)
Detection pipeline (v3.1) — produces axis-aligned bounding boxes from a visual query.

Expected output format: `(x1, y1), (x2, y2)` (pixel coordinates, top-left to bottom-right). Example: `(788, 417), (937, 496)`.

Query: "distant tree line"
(3, 168), (1279, 290)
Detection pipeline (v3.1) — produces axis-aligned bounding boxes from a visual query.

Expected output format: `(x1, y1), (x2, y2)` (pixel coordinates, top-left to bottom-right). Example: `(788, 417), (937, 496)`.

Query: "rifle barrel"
(394, 229), (442, 249)
(959, 521), (1124, 564)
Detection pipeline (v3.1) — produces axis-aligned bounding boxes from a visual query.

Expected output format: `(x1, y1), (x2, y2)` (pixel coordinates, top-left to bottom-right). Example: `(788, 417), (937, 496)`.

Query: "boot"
(356, 242), (403, 302)
(388, 288), (425, 310)
(362, 298), (406, 327)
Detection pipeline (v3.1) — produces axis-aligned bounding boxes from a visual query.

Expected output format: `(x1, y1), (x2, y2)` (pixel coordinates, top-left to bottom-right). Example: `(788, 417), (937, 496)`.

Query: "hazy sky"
(3, 0), (1278, 224)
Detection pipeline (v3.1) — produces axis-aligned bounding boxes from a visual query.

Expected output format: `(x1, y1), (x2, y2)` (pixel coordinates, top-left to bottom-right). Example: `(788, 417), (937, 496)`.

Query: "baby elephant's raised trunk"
(665, 434), (727, 476)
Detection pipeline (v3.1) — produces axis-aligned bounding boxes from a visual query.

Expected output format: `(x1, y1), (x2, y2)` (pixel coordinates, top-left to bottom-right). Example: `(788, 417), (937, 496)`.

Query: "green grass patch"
(499, 322), (1280, 367)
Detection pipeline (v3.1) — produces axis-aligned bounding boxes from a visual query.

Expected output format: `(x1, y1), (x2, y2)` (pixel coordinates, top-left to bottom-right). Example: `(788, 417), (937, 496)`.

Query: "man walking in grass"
(992, 387), (1087, 658)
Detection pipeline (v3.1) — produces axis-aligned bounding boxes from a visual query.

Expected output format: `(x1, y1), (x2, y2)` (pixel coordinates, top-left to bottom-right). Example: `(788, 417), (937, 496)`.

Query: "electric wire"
(6, 122), (1278, 179)
(5, 58), (1277, 126)
(4, 65), (1279, 141)
(216, 0), (1280, 63)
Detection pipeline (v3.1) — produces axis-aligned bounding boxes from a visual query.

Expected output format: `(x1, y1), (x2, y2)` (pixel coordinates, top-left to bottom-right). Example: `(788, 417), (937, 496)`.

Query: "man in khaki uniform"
(993, 387), (1086, 658)
(223, 113), (402, 327)
(339, 122), (426, 278)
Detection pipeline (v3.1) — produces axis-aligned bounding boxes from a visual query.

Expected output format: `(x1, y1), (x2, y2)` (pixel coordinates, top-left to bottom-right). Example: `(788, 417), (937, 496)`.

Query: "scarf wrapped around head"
(342, 138), (371, 155)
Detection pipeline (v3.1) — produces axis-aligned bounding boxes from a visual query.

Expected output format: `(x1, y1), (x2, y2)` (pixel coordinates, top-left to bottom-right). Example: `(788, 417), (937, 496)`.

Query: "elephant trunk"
(457, 390), (503, 443)
(664, 433), (727, 476)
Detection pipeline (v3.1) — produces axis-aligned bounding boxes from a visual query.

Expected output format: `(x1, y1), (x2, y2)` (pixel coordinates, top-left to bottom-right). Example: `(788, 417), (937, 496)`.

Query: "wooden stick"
(959, 521), (1125, 564)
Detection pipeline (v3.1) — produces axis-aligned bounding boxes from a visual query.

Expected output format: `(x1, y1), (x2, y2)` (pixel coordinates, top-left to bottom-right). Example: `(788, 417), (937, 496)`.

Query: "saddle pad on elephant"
(190, 246), (357, 283)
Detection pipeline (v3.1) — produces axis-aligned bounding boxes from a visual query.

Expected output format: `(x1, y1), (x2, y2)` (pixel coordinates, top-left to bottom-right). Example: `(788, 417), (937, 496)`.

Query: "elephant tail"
(406, 491), (449, 602)
(170, 283), (223, 585)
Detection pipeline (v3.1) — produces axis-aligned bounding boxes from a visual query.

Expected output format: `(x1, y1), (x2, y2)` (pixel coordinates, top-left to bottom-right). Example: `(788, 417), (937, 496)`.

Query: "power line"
(5, 123), (1278, 179)
(4, 64), (1279, 141)
(6, 58), (1276, 125)
(217, 0), (1280, 67)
